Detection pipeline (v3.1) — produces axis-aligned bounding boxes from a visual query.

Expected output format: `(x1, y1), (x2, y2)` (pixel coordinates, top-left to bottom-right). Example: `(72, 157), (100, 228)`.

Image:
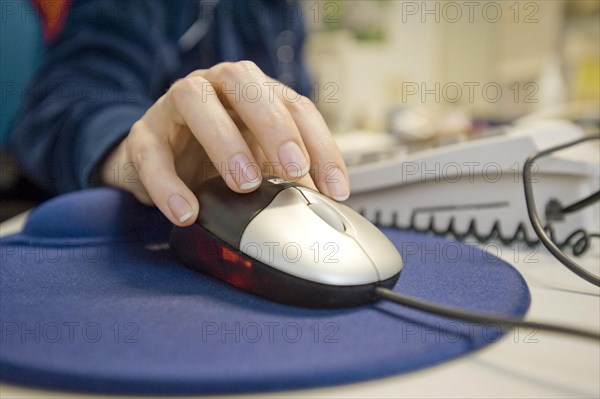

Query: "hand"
(101, 61), (349, 226)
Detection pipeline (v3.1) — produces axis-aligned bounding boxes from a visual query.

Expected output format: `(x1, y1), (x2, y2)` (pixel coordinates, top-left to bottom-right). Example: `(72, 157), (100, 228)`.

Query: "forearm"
(8, 0), (174, 193)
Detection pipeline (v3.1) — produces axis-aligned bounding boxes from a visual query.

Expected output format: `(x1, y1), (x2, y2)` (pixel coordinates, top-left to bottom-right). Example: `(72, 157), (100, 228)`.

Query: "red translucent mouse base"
(170, 224), (400, 309)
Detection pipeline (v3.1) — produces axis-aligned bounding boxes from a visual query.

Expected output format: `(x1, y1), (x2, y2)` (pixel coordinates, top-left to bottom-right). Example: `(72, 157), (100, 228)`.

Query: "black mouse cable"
(524, 133), (600, 287)
(375, 287), (599, 341)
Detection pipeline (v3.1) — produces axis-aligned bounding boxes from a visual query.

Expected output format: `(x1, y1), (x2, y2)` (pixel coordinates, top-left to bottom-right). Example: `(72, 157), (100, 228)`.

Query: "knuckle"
(218, 60), (260, 80)
(203, 118), (237, 141)
(287, 94), (316, 113)
(169, 76), (209, 104)
(216, 62), (237, 79)
(258, 102), (289, 131)
(185, 69), (206, 79)
(129, 119), (145, 137)
(125, 122), (144, 161)
(236, 60), (259, 73)
(169, 79), (190, 105)
(318, 136), (339, 150)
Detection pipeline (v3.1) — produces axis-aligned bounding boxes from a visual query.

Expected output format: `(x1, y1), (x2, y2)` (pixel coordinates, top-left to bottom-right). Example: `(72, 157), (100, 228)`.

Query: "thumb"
(132, 136), (200, 227)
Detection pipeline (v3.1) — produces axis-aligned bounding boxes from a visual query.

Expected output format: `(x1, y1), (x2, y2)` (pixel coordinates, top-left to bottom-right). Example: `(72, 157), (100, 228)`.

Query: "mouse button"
(240, 200), (380, 285)
(294, 187), (358, 235)
(267, 186), (309, 207)
(307, 203), (345, 232)
(334, 203), (403, 280)
(293, 186), (325, 204)
(194, 177), (294, 247)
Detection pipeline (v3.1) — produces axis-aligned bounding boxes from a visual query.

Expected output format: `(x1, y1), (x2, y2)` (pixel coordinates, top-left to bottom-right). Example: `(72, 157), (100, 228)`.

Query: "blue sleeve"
(9, 0), (179, 194)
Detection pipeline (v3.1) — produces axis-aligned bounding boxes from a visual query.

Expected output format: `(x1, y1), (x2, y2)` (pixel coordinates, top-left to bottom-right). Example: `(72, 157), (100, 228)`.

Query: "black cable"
(371, 209), (540, 247)
(556, 228), (591, 256)
(370, 209), (594, 256)
(372, 134), (600, 341)
(523, 134), (600, 286)
(376, 287), (599, 341)
(561, 191), (600, 215)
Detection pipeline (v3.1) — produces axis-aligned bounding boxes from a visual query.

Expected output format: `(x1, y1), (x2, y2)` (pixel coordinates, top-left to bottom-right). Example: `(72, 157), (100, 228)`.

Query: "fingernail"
(168, 194), (194, 223)
(229, 153), (262, 190)
(278, 141), (309, 178)
(326, 174), (350, 201)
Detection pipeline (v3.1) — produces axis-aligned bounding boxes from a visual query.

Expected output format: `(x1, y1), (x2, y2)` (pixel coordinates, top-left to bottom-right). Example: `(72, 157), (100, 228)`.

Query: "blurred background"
(1, 0), (599, 221)
(301, 0), (599, 160)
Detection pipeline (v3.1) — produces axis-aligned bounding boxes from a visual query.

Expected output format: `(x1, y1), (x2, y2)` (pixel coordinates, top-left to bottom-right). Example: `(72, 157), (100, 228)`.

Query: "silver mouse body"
(241, 184), (403, 286)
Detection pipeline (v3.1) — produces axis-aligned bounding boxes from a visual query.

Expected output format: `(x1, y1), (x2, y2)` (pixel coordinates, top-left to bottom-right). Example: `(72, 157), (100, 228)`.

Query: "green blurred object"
(354, 28), (385, 42)
(308, 0), (387, 42)
(0, 0), (42, 148)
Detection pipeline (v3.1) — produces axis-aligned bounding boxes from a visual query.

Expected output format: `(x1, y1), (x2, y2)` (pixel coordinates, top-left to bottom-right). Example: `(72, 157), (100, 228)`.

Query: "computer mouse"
(170, 177), (403, 308)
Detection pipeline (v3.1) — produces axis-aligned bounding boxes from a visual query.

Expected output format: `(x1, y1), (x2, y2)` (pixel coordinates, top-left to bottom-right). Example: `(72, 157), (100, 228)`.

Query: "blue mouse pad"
(0, 188), (531, 395)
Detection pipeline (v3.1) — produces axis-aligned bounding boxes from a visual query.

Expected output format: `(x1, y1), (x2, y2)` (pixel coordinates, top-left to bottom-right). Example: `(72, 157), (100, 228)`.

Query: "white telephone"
(344, 120), (600, 250)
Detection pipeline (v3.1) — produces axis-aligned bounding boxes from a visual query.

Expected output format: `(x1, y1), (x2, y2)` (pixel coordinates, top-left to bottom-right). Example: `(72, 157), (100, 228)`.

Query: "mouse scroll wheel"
(308, 203), (346, 232)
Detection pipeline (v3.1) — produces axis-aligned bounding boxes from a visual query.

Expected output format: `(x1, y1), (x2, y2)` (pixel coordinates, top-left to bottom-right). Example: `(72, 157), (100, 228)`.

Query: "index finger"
(204, 61), (312, 182)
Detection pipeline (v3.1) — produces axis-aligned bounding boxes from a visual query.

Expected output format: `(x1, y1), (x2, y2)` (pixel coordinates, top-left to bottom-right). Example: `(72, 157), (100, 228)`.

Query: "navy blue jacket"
(10, 0), (310, 193)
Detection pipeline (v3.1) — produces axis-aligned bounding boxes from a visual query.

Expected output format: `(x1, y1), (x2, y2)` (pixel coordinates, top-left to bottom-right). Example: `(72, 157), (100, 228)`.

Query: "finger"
(166, 75), (263, 193)
(296, 173), (318, 191)
(127, 123), (199, 226)
(274, 83), (350, 201)
(204, 61), (311, 181)
(249, 138), (318, 191)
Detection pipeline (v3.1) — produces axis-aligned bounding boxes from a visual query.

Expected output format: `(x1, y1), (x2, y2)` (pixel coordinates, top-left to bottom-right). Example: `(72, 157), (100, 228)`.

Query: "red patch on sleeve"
(32, 0), (72, 44)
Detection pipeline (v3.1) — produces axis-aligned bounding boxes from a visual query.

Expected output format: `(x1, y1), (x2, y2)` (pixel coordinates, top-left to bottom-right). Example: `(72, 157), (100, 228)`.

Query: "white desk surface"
(1, 211), (599, 399)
